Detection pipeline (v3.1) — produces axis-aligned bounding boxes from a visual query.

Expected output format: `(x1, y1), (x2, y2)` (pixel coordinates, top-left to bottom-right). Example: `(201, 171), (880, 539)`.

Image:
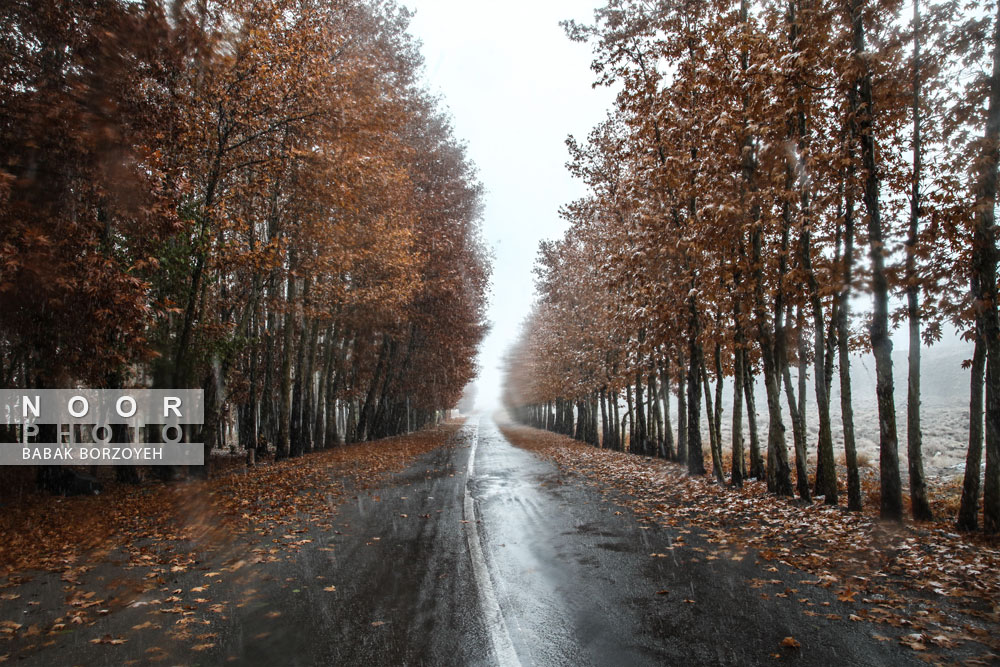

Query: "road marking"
(464, 420), (521, 667)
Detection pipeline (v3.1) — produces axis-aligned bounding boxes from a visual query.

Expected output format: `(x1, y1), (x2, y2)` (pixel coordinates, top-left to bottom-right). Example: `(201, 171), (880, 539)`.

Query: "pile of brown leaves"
(0, 423), (460, 580)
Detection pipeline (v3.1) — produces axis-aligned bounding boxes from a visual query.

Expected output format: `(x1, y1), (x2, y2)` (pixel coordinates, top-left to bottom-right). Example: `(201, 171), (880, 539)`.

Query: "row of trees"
(0, 0), (490, 475)
(503, 0), (1000, 532)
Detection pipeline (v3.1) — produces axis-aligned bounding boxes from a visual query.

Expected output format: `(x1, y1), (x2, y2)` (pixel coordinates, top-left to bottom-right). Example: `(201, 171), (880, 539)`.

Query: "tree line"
(0, 0), (490, 478)
(503, 0), (1000, 532)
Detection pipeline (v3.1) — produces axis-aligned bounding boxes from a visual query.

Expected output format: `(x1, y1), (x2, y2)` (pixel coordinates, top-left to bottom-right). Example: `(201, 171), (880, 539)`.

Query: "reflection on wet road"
(467, 418), (661, 665)
(458, 416), (916, 666)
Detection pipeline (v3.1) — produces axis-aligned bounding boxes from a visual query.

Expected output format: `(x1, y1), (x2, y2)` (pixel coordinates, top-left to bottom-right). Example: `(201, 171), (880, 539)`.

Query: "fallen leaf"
(90, 634), (127, 645)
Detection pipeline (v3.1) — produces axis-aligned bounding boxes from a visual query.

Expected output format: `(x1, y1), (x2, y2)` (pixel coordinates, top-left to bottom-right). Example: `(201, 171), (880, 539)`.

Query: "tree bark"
(703, 360), (724, 483)
(781, 306), (811, 502)
(744, 354), (764, 480)
(973, 1), (1000, 533)
(837, 111), (862, 512)
(677, 356), (688, 463)
(660, 357), (675, 459)
(958, 330), (986, 530)
(732, 345), (746, 487)
(687, 334), (706, 475)
(276, 254), (297, 459)
(905, 0), (933, 521)
(850, 0), (903, 520)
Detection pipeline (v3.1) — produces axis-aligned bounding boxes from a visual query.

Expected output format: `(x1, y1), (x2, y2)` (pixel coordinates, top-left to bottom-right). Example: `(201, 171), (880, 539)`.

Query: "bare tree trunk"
(634, 368), (647, 455)
(802, 236), (838, 504)
(625, 385), (634, 452)
(289, 277), (311, 458)
(837, 121), (862, 512)
(600, 387), (609, 448)
(732, 345), (745, 486)
(703, 360), (724, 483)
(590, 392), (599, 446)
(650, 371), (664, 456)
(300, 308), (320, 454)
(276, 254), (297, 459)
(677, 356), (688, 463)
(612, 391), (622, 451)
(782, 306), (811, 501)
(315, 324), (333, 450)
(975, 3), (1000, 533)
(744, 354), (764, 480)
(958, 330), (986, 530)
(906, 0), (932, 521)
(660, 357), (675, 459)
(713, 340), (724, 456)
(850, 0), (903, 520)
(687, 335), (706, 475)
(752, 217), (793, 496)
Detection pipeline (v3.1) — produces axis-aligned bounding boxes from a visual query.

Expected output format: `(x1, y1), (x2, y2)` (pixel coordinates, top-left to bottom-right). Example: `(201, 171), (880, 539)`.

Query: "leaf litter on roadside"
(500, 423), (1000, 662)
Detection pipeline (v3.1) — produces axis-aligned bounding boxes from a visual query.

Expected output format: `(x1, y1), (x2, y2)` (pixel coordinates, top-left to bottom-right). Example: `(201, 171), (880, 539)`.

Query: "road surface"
(7, 416), (918, 666)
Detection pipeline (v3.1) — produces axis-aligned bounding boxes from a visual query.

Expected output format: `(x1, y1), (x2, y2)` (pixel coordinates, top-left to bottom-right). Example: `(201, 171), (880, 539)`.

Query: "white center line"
(464, 420), (521, 667)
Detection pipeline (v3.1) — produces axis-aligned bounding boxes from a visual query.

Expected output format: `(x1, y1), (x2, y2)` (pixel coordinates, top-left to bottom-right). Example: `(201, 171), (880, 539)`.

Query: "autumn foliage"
(503, 0), (1000, 533)
(0, 0), (490, 468)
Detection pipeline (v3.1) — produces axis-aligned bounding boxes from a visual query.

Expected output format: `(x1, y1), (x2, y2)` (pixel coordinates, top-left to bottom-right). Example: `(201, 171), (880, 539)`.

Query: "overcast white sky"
(407, 1), (615, 410)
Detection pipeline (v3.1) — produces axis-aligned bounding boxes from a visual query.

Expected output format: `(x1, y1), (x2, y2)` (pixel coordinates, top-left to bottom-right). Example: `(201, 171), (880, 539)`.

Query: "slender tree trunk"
(600, 387), (609, 448)
(289, 278), (311, 458)
(732, 346), (745, 487)
(751, 194), (792, 494)
(591, 392), (599, 446)
(650, 372), (664, 456)
(703, 360), (724, 483)
(968, 1), (1000, 534)
(687, 336), (706, 475)
(713, 341), (724, 455)
(850, 0), (903, 520)
(357, 337), (389, 442)
(660, 358), (675, 459)
(744, 354), (764, 480)
(276, 255), (297, 459)
(625, 385), (634, 452)
(635, 368), (647, 455)
(781, 307), (811, 502)
(802, 234), (838, 504)
(959, 330), (987, 530)
(905, 0), (932, 521)
(299, 299), (319, 454)
(315, 324), (334, 449)
(610, 390), (622, 452)
(260, 303), (276, 457)
(677, 357), (688, 463)
(837, 122), (862, 512)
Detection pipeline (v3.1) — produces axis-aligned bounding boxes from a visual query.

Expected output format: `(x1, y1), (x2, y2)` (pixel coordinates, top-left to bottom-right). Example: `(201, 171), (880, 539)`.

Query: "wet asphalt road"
(7, 416), (920, 666)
